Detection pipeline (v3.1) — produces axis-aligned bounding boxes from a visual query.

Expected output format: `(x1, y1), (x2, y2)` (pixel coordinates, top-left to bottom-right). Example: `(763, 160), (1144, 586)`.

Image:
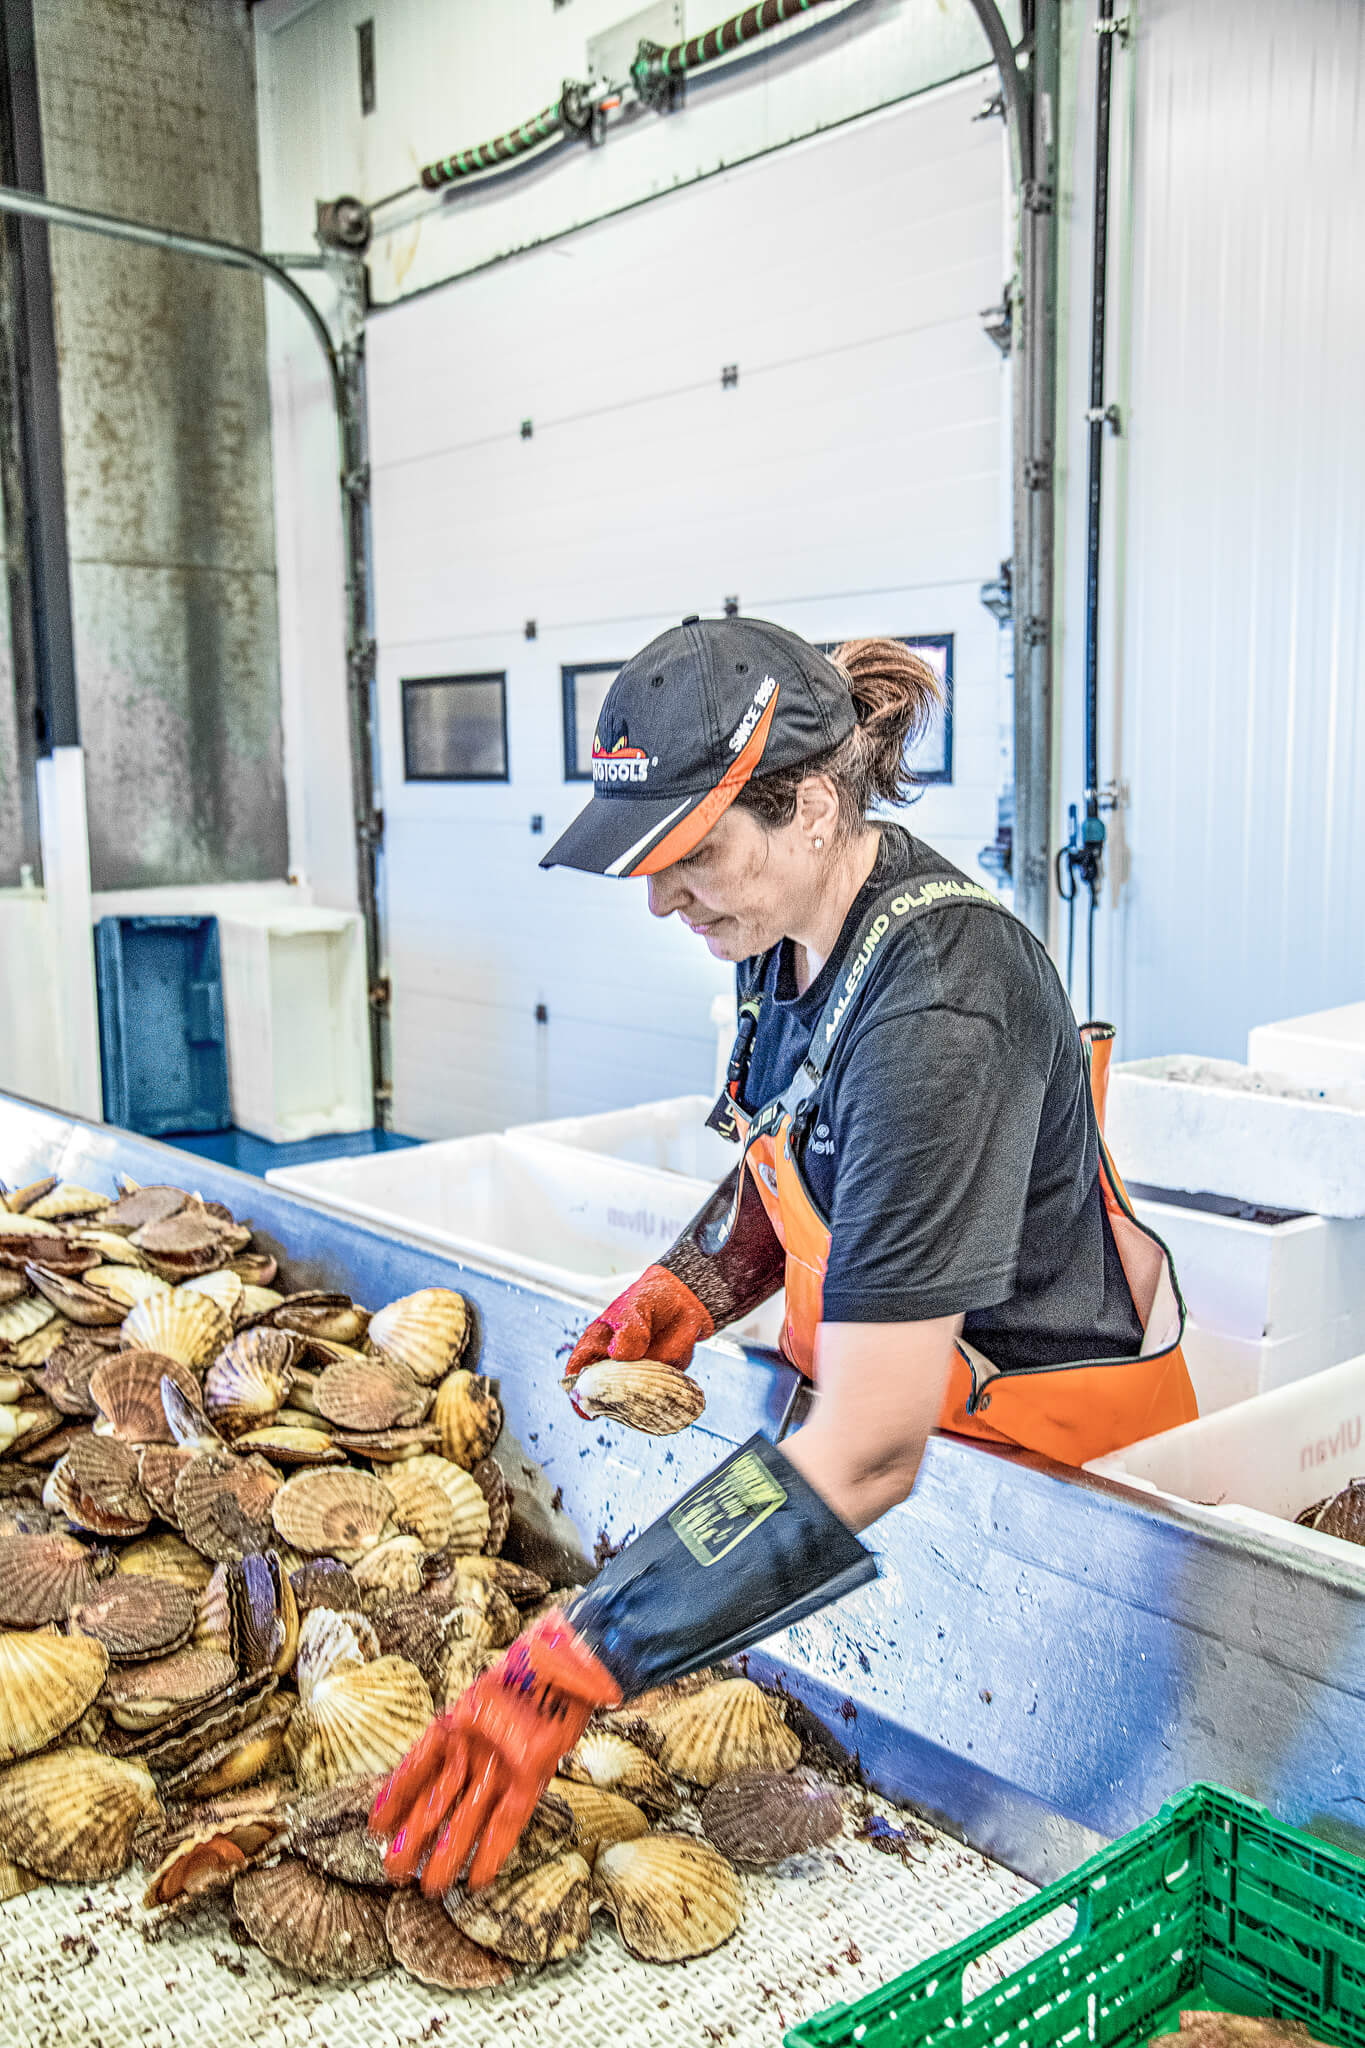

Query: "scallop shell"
(83, 1265), (171, 1310)
(0, 1855), (41, 1901)
(89, 1351), (200, 1443)
(273, 1297), (370, 1347)
(449, 1554), (549, 1605)
(12, 1321), (74, 1369)
(286, 1775), (388, 1887)
(69, 1575), (197, 1661)
(647, 1678), (801, 1785)
(563, 1730), (680, 1813)
(169, 1696), (293, 1800)
(1298, 1479), (1365, 1544)
(68, 1229), (146, 1268)
(290, 1558), (364, 1614)
(239, 1285), (284, 1322)
(121, 1289), (230, 1370)
(25, 1184), (109, 1223)
(437, 1637), (497, 1708)
(450, 1847), (591, 1965)
(117, 1531), (213, 1591)
(0, 1293), (56, 1345)
(387, 1890), (514, 1990)
(593, 1832), (743, 1961)
(48, 1435), (151, 1537)
(367, 1288), (470, 1386)
(101, 1647), (239, 1730)
(329, 1425), (441, 1461)
(238, 1550), (300, 1678)
(0, 1746), (159, 1879)
(132, 1205), (222, 1261)
(700, 1768), (844, 1864)
(270, 1466), (395, 1562)
(40, 1338), (107, 1418)
(289, 1653), (433, 1790)
(446, 1576), (520, 1650)
(294, 1606), (380, 1705)
(0, 1628), (109, 1759)
(8, 1395), (67, 1451)
(233, 1859), (391, 1981)
(100, 1185), (187, 1235)
(143, 1822), (259, 1908)
(0, 1533), (103, 1625)
(549, 1776), (651, 1858)
(471, 1456), (510, 1554)
(134, 1443), (195, 1524)
(229, 1252), (277, 1288)
(203, 1328), (296, 1436)
(313, 1355), (429, 1432)
(160, 1378), (225, 1452)
(568, 1359), (706, 1435)
(383, 1468), (457, 1553)
(235, 1424), (343, 1465)
(352, 1534), (427, 1596)
(179, 1269), (245, 1320)
(26, 1263), (127, 1327)
(174, 1452), (280, 1564)
(432, 1369), (502, 1468)
(194, 1562), (236, 1657)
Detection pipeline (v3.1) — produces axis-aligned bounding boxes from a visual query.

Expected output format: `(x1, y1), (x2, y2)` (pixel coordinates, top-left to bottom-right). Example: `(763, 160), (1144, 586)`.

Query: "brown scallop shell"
(89, 1351), (201, 1443)
(120, 1288), (230, 1369)
(1297, 1479), (1365, 1544)
(0, 1628), (109, 1759)
(549, 1776), (651, 1858)
(25, 1263), (126, 1327)
(117, 1530), (213, 1591)
(48, 1434), (151, 1537)
(100, 1185), (187, 1235)
(328, 1424), (441, 1461)
(135, 1443), (195, 1524)
(270, 1466), (395, 1561)
(387, 1890), (514, 1990)
(101, 1646), (239, 1730)
(238, 1550), (300, 1677)
(593, 1832), (744, 1961)
(313, 1355), (430, 1432)
(0, 1746), (160, 1879)
(568, 1359), (706, 1435)
(69, 1575), (197, 1661)
(229, 1251), (278, 1288)
(447, 1553), (550, 1605)
(646, 1677), (801, 1785)
(471, 1456), (510, 1554)
(233, 1859), (391, 1981)
(164, 1696), (294, 1801)
(0, 1533), (103, 1625)
(286, 1774), (388, 1887)
(432, 1369), (502, 1470)
(143, 1822), (261, 1909)
(563, 1730), (680, 1813)
(174, 1452), (280, 1564)
(133, 1206), (222, 1259)
(236, 1424), (343, 1465)
(383, 1467), (456, 1552)
(367, 1287), (470, 1386)
(272, 1296), (370, 1347)
(203, 1327), (297, 1436)
(449, 1847), (592, 1965)
(40, 1337), (106, 1417)
(700, 1768), (844, 1863)
(290, 1558), (364, 1613)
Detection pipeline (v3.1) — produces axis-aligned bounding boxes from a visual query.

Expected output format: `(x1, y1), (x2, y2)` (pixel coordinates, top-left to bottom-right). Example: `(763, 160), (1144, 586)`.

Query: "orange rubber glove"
(371, 1611), (621, 1895)
(563, 1263), (713, 1389)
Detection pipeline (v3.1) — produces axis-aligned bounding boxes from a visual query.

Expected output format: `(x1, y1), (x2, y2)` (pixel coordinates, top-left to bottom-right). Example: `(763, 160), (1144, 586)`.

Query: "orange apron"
(709, 879), (1197, 1467)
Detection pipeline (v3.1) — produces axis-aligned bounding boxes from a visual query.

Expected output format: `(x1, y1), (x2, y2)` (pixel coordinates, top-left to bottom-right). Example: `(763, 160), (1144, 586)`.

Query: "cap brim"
(540, 786), (716, 877)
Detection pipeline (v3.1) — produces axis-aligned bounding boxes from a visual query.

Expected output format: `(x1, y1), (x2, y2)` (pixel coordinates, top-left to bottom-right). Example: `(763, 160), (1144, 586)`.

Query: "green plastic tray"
(787, 1785), (1365, 2048)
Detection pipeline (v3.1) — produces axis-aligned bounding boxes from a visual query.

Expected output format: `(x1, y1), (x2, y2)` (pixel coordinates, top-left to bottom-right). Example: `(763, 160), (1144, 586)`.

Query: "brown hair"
(733, 636), (943, 841)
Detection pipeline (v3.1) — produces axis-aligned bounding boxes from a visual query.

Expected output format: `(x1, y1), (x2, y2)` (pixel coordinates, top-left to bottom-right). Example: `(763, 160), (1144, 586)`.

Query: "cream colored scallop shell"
(0, 1628), (109, 1761)
(382, 1467), (456, 1552)
(448, 1848), (592, 1965)
(288, 1653), (432, 1791)
(366, 1287), (469, 1386)
(121, 1288), (230, 1370)
(593, 1832), (744, 1961)
(384, 1456), (489, 1554)
(351, 1534), (426, 1596)
(294, 1606), (379, 1706)
(645, 1677), (801, 1785)
(432, 1369), (502, 1468)
(0, 1746), (159, 1880)
(548, 1776), (651, 1858)
(569, 1359), (706, 1435)
(270, 1466), (395, 1562)
(563, 1729), (679, 1813)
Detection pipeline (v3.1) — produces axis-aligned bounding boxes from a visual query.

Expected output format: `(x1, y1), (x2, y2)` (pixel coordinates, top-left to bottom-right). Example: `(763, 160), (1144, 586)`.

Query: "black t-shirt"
(736, 826), (1143, 1369)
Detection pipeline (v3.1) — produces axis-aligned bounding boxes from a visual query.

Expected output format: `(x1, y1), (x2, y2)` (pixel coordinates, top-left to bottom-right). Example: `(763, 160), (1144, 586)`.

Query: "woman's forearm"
(781, 1414), (926, 1532)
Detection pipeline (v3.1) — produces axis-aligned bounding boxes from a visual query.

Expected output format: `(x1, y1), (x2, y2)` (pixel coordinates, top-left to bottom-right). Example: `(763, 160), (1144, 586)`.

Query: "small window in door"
(561, 662), (623, 782)
(402, 674), (509, 782)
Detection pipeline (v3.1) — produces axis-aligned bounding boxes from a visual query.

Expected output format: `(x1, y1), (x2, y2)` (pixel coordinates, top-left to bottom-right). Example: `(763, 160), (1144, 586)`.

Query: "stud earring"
(813, 836), (824, 851)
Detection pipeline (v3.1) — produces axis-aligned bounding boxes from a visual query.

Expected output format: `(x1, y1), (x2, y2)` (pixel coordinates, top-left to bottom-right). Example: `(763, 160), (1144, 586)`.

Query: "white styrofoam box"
(267, 1132), (784, 1348)
(217, 907), (371, 1144)
(1181, 1310), (1365, 1416)
(1132, 1196), (1365, 1341)
(1107, 1056), (1365, 1217)
(510, 1094), (738, 1185)
(1249, 999), (1365, 1089)
(1087, 1350), (1365, 1572)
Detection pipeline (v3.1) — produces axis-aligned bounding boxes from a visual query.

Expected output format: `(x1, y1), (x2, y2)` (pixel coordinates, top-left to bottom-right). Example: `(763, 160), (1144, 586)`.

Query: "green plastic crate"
(788, 1785), (1365, 2048)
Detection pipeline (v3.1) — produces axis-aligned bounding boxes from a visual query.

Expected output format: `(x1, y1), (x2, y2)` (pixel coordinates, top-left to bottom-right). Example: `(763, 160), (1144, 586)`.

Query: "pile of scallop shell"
(0, 1170), (848, 1989)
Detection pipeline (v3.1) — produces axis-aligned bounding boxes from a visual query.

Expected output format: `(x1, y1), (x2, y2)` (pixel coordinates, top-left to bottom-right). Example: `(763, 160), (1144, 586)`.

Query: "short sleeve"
(820, 1006), (1048, 1324)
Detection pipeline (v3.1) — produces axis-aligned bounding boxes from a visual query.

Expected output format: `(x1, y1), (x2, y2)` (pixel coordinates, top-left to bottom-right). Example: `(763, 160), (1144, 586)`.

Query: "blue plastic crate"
(94, 916), (231, 1137)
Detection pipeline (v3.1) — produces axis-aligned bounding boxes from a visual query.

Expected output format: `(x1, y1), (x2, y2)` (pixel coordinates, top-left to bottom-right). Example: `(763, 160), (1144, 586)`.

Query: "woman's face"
(646, 805), (810, 961)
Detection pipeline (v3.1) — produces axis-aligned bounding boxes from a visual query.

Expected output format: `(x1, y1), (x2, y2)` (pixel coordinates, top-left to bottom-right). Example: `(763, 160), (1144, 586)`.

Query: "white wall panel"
(1056, 0), (1365, 1058)
(365, 83), (1007, 1136)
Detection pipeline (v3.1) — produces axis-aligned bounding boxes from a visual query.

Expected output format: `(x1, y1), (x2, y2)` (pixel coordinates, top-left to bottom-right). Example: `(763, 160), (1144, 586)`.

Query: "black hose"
(421, 101), (566, 191)
(1082, 0), (1114, 828)
(652, 0), (841, 78)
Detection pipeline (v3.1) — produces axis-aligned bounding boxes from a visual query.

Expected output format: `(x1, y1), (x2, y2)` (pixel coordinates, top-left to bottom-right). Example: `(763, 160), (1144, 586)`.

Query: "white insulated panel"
(365, 84), (1008, 1136)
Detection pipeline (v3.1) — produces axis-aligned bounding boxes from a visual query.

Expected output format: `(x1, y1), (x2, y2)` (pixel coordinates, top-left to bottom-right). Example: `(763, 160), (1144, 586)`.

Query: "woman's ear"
(796, 774), (840, 845)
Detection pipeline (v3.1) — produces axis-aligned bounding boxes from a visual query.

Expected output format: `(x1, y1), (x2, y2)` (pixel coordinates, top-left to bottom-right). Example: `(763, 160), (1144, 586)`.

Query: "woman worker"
(374, 617), (1196, 1891)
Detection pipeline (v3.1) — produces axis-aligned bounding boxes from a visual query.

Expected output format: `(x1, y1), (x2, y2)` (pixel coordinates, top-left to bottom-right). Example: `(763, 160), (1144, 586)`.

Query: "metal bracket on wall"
(1094, 15), (1131, 41)
(979, 289), (1013, 357)
(1085, 403), (1122, 434)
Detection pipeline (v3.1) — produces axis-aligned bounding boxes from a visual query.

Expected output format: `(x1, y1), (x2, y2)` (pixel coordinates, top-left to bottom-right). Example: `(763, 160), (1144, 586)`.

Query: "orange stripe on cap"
(627, 685), (781, 877)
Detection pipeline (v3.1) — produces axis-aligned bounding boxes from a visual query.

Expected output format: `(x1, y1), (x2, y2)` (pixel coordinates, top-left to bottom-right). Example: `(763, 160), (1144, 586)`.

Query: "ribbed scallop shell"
(40, 1337), (105, 1417)
(101, 1646), (238, 1730)
(236, 1424), (343, 1465)
(270, 1467), (395, 1561)
(449, 1554), (549, 1605)
(352, 1534), (426, 1596)
(383, 1468), (456, 1552)
(563, 1730), (680, 1813)
(68, 1229), (146, 1268)
(121, 1289), (230, 1369)
(367, 1288), (470, 1386)
(69, 1574), (197, 1661)
(83, 1266), (170, 1311)
(288, 1653), (432, 1790)
(385, 1455), (489, 1555)
(548, 1776), (651, 1858)
(134, 1443), (195, 1525)
(0, 1746), (159, 1879)
(176, 1697), (292, 1799)
(313, 1354), (429, 1432)
(12, 1321), (73, 1369)
(203, 1328), (296, 1436)
(194, 1562), (235, 1657)
(471, 1456), (510, 1554)
(179, 1269), (244, 1321)
(449, 1848), (592, 1965)
(646, 1678), (801, 1786)
(569, 1359), (706, 1435)
(0, 1628), (109, 1759)
(699, 1768), (844, 1864)
(25, 1183), (109, 1222)
(593, 1832), (744, 1960)
(233, 1858), (391, 1981)
(0, 1293), (56, 1344)
(436, 1637), (496, 1708)
(25, 1264), (126, 1327)
(0, 1533), (102, 1626)
(294, 1606), (379, 1705)
(387, 1890), (514, 1990)
(173, 1452), (280, 1564)
(48, 1435), (151, 1538)
(239, 1284), (284, 1322)
(117, 1531), (212, 1591)
(432, 1369), (502, 1468)
(89, 1351), (200, 1443)
(100, 1184), (187, 1235)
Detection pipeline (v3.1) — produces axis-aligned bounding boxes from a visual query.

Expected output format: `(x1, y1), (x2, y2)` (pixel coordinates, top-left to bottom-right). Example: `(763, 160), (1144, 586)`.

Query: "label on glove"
(669, 1451), (786, 1566)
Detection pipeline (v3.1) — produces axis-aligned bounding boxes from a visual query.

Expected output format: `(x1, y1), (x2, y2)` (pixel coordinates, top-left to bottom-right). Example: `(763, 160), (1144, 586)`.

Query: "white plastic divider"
(511, 1092), (737, 1182)
(1087, 1349), (1365, 1569)
(1249, 999), (1365, 1088)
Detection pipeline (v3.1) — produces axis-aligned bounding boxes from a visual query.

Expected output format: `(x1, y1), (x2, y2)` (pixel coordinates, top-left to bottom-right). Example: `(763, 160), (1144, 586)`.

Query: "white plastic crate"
(509, 1092), (739, 1182)
(267, 1131), (784, 1346)
(1107, 1055), (1365, 1217)
(1248, 998), (1365, 1088)
(1132, 1196), (1365, 1343)
(1087, 1348), (1365, 1569)
(217, 906), (371, 1145)
(1178, 1311), (1365, 1415)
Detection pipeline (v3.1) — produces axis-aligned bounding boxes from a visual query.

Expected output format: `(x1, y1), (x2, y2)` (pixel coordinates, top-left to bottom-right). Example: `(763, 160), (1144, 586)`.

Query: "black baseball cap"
(542, 616), (856, 878)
